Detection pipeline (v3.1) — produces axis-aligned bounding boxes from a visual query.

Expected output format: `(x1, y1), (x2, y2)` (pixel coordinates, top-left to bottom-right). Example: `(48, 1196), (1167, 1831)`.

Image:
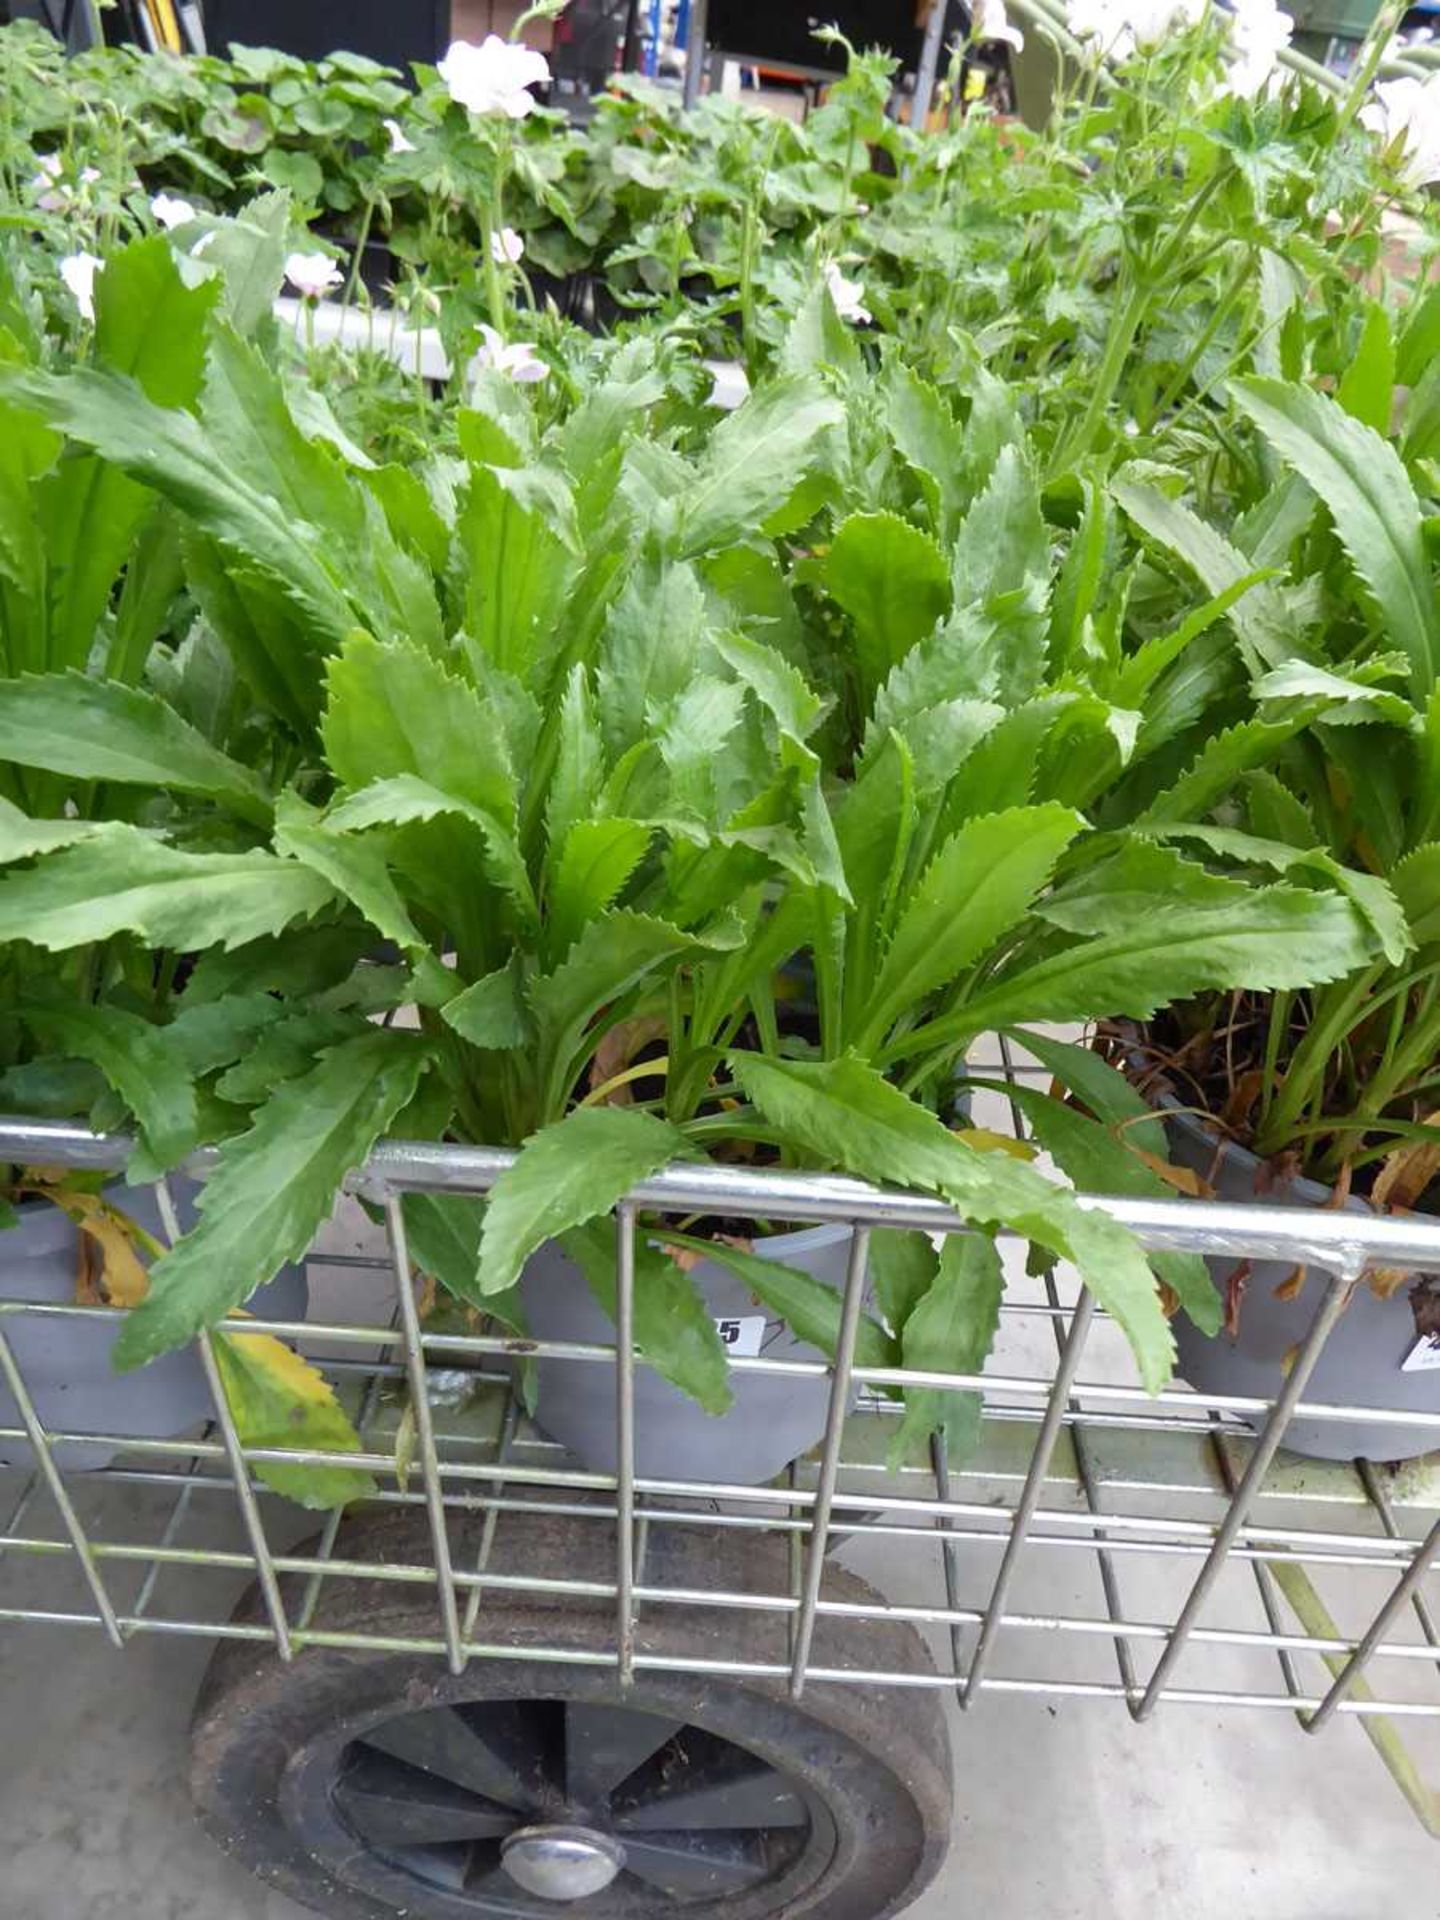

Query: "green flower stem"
(1145, 250), (1253, 427)
(340, 191), (377, 321)
(1336, 0), (1407, 135)
(1048, 277), (1149, 476)
(480, 139), (512, 339)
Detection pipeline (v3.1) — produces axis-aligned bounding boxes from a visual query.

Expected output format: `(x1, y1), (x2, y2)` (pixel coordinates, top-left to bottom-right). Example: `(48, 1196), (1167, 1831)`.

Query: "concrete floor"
(3, 1515), (1439, 1920)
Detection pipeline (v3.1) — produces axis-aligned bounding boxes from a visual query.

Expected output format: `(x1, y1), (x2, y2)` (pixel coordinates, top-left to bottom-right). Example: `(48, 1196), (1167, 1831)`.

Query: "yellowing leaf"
(953, 1127), (1038, 1163)
(51, 1189), (157, 1307)
(211, 1328), (376, 1510)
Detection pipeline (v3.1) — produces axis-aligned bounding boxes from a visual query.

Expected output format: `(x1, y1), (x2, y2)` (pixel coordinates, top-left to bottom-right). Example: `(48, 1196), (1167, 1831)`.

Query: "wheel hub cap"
(500, 1825), (626, 1902)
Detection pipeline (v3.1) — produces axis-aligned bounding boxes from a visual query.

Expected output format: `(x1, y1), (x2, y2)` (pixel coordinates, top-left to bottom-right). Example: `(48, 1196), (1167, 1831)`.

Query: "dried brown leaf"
(1224, 1260), (1252, 1340)
(1221, 1067), (1265, 1137)
(588, 1016), (667, 1105)
(1371, 1113), (1440, 1214)
(1128, 1145), (1214, 1199)
(1369, 1266), (1414, 1301)
(1273, 1264), (1308, 1303)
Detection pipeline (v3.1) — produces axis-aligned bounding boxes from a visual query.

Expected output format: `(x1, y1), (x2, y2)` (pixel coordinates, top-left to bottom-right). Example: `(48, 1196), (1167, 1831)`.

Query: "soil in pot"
(0, 1176), (309, 1472)
(517, 1220), (858, 1484)
(1124, 1025), (1440, 1461)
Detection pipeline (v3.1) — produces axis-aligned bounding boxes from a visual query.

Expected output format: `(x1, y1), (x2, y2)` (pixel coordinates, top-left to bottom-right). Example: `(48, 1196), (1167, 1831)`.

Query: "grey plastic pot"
(0, 1176), (309, 1473)
(1160, 1102), (1440, 1461)
(517, 1222), (855, 1483)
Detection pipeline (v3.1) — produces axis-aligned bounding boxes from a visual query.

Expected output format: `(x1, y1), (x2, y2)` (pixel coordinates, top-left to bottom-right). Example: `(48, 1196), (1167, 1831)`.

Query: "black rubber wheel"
(191, 1506), (952, 1920)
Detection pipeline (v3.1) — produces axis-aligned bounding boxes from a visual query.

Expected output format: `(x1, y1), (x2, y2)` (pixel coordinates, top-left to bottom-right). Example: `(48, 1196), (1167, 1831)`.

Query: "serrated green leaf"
(442, 963), (532, 1050)
(561, 1217), (732, 1416)
(20, 999), (196, 1172)
(659, 1230), (897, 1371)
(324, 774), (536, 930)
(114, 1031), (430, 1367)
(595, 552), (707, 755)
(1, 364), (360, 653)
(477, 1105), (690, 1297)
(858, 803), (1084, 1049)
(926, 885), (1375, 1042)
(166, 992), (287, 1078)
(0, 827), (335, 953)
(780, 275), (864, 380)
(883, 362), (965, 543)
(1146, 825), (1412, 967)
(870, 1228), (940, 1338)
(678, 376), (843, 558)
(0, 797), (106, 863)
(529, 910), (708, 1116)
(544, 664), (606, 856)
(712, 628), (825, 743)
(729, 1052), (1174, 1392)
(274, 789), (423, 953)
(213, 1009), (368, 1103)
(1111, 475), (1299, 675)
(995, 1083), (1220, 1336)
(952, 442), (1047, 616)
(1231, 377), (1440, 701)
(1138, 714), (1315, 826)
(323, 634), (516, 824)
(888, 1234), (1003, 1467)
(825, 510), (951, 710)
(458, 462), (577, 693)
(548, 819), (652, 961)
(1336, 302), (1394, 436)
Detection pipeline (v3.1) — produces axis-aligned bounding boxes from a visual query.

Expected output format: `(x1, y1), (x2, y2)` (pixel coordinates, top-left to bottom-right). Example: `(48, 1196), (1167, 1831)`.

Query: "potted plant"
(0, 238), (1397, 1486)
(0, 234), (392, 1500)
(1090, 357), (1440, 1458)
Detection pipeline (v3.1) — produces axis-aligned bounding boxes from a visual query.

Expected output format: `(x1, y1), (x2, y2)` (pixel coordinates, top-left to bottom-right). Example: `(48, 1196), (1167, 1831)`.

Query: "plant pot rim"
(652, 1217), (853, 1260)
(1123, 1031), (1370, 1215)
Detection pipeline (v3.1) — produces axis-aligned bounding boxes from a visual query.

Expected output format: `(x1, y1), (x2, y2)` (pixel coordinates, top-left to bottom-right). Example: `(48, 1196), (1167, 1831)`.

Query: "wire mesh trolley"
(3, 1089), (1440, 1918)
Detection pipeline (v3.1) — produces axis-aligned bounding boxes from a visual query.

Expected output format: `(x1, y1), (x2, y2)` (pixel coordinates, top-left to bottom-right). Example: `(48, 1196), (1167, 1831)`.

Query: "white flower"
(1361, 74), (1440, 188)
(59, 251), (102, 323)
(384, 116), (417, 154)
(476, 324), (548, 382)
(1067, 0), (1203, 56)
(150, 192), (196, 230)
(283, 250), (344, 299)
(79, 166), (100, 187)
(438, 35), (551, 118)
(823, 260), (871, 326)
(1222, 0), (1293, 98)
(32, 151), (69, 211)
(490, 226), (525, 265)
(975, 0), (1025, 50)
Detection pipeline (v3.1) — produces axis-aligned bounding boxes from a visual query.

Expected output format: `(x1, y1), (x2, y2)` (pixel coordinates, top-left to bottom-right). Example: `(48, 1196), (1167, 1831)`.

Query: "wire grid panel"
(3, 1107), (1440, 1740)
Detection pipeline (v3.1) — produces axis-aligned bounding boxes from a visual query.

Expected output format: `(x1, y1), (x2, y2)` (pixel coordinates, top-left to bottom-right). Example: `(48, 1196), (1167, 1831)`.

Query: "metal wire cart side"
(4, 1099), (1440, 1916)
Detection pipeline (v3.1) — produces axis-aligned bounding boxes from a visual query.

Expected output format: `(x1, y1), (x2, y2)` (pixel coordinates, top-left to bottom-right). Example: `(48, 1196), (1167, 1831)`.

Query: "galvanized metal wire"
(3, 1073), (1440, 1739)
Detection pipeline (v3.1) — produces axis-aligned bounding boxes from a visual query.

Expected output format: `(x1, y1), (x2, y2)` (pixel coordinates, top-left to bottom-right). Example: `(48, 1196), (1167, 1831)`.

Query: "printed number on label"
(713, 1315), (767, 1357)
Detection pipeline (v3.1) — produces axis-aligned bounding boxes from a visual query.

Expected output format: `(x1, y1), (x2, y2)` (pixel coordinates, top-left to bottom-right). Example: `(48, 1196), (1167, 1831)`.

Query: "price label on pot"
(714, 1314), (767, 1357)
(1402, 1336), (1440, 1374)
